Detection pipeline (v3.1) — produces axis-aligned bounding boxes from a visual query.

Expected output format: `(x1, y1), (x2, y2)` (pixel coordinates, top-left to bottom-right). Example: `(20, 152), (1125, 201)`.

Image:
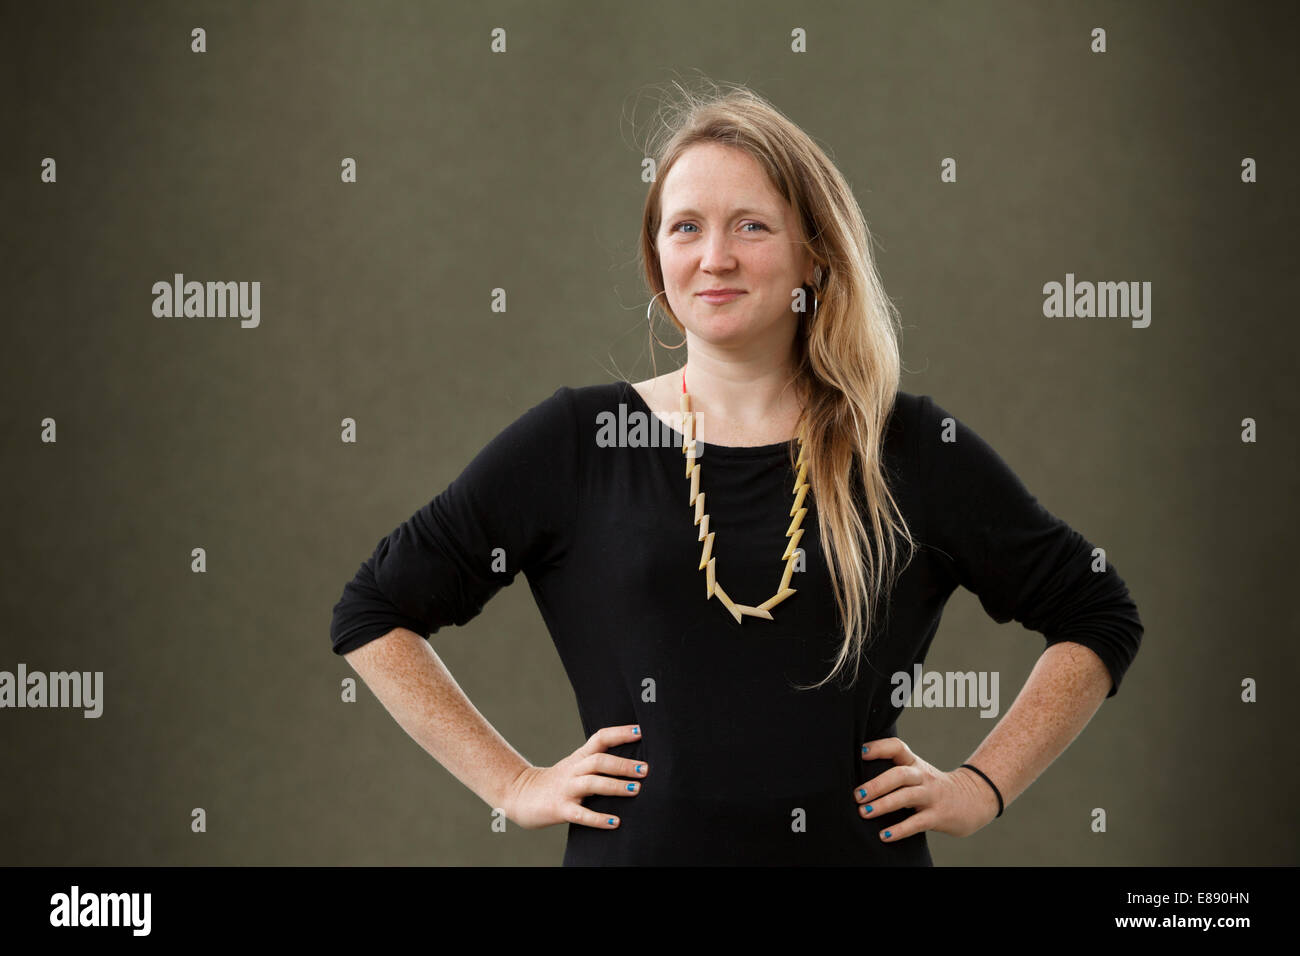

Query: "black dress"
(330, 381), (1143, 865)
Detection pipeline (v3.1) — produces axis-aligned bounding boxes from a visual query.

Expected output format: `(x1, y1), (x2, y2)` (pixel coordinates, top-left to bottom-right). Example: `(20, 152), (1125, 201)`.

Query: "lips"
(697, 290), (746, 303)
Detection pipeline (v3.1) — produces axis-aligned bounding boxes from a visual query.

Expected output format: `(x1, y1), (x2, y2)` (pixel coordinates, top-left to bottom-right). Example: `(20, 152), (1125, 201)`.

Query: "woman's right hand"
(503, 724), (648, 830)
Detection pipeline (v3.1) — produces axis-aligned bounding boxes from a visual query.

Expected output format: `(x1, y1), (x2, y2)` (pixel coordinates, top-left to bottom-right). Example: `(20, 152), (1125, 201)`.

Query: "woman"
(330, 82), (1143, 865)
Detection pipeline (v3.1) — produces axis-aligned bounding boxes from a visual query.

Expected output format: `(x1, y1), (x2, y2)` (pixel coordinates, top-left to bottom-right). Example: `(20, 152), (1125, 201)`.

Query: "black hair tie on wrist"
(960, 763), (1004, 818)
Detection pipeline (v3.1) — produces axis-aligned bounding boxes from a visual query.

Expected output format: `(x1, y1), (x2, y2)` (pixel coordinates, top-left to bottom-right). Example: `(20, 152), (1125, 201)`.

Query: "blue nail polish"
(635, 764), (644, 773)
(884, 830), (892, 839)
(633, 726), (640, 735)
(862, 745), (870, 754)
(865, 805), (873, 813)
(858, 788), (866, 798)
(626, 783), (636, 791)
(608, 817), (616, 825)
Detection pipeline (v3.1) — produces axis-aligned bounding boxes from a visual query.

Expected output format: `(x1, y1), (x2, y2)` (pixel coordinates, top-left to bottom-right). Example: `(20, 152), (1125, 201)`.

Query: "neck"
(680, 350), (801, 433)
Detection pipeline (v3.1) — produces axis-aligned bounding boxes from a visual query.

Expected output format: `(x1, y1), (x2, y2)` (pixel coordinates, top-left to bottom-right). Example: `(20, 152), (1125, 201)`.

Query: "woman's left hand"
(852, 736), (1000, 841)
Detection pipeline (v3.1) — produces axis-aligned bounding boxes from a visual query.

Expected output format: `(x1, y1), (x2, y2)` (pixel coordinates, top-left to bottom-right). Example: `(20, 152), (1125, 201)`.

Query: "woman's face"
(656, 142), (814, 349)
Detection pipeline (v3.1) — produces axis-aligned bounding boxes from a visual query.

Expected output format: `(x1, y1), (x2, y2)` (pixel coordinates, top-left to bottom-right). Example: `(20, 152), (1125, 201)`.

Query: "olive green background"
(2, 0), (1296, 866)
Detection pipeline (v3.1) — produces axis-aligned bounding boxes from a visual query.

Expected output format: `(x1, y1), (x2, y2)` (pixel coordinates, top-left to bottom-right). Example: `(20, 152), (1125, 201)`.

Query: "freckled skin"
(962, 640), (1114, 810)
(345, 628), (531, 812)
(346, 629), (647, 831)
(856, 641), (1113, 841)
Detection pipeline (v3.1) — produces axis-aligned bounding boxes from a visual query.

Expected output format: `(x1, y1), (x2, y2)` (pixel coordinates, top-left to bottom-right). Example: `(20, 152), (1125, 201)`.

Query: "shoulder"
(563, 380), (635, 408)
(890, 390), (926, 420)
(884, 390), (981, 483)
(890, 390), (942, 420)
(891, 390), (974, 442)
(551, 382), (639, 429)
(511, 381), (640, 445)
(510, 381), (628, 420)
(885, 389), (930, 446)
(889, 390), (1003, 470)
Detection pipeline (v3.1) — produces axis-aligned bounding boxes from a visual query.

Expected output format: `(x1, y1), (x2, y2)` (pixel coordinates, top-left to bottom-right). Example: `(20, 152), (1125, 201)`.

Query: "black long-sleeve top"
(329, 381), (1143, 866)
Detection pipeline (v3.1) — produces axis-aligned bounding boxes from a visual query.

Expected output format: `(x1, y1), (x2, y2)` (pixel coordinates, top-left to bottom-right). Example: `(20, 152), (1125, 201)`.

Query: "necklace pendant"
(680, 383), (810, 623)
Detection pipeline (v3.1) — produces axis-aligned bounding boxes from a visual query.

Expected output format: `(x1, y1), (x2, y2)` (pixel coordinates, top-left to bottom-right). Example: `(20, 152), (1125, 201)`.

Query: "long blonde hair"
(637, 78), (916, 690)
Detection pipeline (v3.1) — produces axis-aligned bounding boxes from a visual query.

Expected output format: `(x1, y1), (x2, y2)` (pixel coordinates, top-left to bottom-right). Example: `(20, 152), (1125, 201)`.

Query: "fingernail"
(865, 805), (873, 814)
(857, 788), (867, 799)
(635, 764), (645, 774)
(862, 744), (869, 754)
(608, 817), (617, 826)
(633, 726), (640, 735)
(626, 782), (637, 792)
(883, 830), (892, 839)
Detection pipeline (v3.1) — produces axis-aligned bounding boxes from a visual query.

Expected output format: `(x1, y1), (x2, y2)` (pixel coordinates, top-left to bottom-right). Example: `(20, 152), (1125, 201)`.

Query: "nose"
(700, 234), (739, 272)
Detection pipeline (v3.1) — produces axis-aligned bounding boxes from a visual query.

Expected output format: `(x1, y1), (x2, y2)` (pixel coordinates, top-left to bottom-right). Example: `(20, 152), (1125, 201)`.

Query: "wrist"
(496, 761), (533, 817)
(957, 764), (1003, 820)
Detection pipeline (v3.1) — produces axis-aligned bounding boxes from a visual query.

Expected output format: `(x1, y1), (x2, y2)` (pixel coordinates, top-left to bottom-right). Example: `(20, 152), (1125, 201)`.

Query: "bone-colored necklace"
(678, 368), (807, 623)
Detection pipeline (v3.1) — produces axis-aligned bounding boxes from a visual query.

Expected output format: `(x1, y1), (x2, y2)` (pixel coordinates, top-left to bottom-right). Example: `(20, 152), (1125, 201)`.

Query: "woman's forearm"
(959, 640), (1113, 809)
(343, 627), (530, 813)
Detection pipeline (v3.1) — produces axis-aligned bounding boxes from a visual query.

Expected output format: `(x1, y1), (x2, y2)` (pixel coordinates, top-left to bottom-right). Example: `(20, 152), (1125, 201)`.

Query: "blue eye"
(671, 221), (769, 234)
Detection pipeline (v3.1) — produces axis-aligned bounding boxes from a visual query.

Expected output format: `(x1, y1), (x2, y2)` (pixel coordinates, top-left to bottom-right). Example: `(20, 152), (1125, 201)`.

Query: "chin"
(687, 321), (749, 341)
(689, 313), (773, 339)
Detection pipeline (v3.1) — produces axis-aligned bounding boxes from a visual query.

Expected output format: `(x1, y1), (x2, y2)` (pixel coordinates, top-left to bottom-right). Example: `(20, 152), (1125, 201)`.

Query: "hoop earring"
(647, 290), (687, 350)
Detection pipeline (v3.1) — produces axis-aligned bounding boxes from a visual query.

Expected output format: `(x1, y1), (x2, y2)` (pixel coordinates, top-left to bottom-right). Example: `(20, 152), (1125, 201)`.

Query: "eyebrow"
(662, 207), (776, 222)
